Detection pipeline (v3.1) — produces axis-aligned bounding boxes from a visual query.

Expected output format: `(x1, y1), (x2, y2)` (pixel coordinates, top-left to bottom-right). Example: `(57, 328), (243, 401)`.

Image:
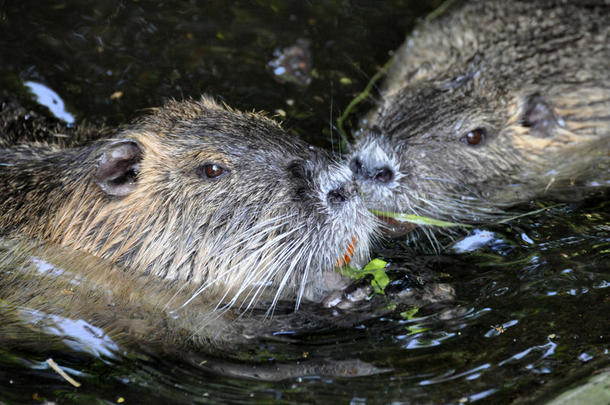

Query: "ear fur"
(95, 140), (142, 196)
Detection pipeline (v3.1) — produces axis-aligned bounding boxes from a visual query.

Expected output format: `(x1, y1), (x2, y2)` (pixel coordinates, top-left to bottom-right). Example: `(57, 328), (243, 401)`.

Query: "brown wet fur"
(0, 96), (377, 346)
(350, 0), (609, 229)
(0, 238), (226, 348)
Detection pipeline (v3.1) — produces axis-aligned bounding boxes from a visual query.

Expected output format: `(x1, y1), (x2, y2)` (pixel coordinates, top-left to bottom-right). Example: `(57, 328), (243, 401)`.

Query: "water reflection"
(497, 339), (557, 366)
(23, 81), (75, 124)
(1, 0), (608, 402)
(419, 363), (491, 385)
(19, 308), (120, 359)
(452, 229), (503, 253)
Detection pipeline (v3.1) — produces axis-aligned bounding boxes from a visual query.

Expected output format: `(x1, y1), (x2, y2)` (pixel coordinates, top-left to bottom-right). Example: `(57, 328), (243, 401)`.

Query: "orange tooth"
(336, 254), (350, 268)
(346, 241), (354, 256)
(336, 237), (358, 268)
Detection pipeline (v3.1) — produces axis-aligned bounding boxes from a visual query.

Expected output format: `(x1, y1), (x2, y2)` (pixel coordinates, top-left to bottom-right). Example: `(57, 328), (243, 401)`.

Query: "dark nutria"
(350, 0), (609, 231)
(0, 97), (376, 325)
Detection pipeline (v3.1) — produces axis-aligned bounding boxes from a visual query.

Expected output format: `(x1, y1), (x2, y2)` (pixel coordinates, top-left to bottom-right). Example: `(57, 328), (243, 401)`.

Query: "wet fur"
(351, 0), (609, 231)
(0, 97), (376, 332)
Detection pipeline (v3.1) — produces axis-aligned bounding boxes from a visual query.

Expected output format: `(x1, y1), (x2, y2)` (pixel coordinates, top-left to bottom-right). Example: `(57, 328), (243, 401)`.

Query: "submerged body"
(0, 97), (376, 345)
(350, 0), (609, 227)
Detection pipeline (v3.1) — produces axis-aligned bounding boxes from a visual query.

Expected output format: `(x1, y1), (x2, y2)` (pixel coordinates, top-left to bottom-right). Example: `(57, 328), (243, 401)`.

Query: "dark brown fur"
(350, 0), (609, 231)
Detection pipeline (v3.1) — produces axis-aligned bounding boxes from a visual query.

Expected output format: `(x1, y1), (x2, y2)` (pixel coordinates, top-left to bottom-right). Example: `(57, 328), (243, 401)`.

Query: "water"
(1, 1), (608, 403)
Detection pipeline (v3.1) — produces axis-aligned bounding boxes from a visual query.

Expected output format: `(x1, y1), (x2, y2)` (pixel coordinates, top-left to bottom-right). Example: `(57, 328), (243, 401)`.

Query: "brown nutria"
(0, 96), (376, 324)
(349, 0), (609, 231)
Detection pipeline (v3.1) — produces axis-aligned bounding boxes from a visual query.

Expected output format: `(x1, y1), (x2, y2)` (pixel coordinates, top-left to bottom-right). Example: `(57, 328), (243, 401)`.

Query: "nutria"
(0, 97), (376, 326)
(350, 0), (609, 229)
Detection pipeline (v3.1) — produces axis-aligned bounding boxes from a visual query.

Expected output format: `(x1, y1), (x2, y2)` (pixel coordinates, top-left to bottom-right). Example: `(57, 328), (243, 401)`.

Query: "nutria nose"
(373, 166), (394, 184)
(350, 157), (394, 185)
(327, 182), (359, 205)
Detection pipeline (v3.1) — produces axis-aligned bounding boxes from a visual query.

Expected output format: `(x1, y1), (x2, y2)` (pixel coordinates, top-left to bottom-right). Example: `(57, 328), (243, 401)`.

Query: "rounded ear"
(521, 93), (560, 137)
(95, 140), (142, 196)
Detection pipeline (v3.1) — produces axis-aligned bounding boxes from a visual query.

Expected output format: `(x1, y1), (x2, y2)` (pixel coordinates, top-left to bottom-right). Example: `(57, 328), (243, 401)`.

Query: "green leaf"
(370, 209), (471, 228)
(371, 269), (390, 295)
(340, 258), (389, 295)
(407, 326), (431, 335)
(362, 258), (388, 271)
(400, 307), (420, 320)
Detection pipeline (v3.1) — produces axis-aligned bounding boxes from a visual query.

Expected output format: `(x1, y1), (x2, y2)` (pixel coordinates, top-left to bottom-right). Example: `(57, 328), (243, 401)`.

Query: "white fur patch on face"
(325, 161), (353, 190)
(355, 137), (404, 198)
(315, 160), (354, 205)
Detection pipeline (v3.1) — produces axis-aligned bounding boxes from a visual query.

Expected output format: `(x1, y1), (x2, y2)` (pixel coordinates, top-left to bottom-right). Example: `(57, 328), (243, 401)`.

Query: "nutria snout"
(350, 0), (609, 230)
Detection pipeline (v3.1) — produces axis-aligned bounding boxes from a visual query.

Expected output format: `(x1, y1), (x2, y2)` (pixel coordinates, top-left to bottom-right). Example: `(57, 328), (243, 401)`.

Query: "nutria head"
(350, 0), (609, 229)
(0, 97), (376, 312)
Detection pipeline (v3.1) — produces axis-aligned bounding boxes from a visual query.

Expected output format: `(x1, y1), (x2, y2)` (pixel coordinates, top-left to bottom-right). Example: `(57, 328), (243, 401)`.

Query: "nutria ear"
(95, 140), (142, 197)
(521, 93), (559, 137)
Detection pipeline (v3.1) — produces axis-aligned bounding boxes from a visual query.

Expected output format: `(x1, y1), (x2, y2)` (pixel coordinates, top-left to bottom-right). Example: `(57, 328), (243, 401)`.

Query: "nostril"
(327, 182), (359, 206)
(327, 188), (347, 205)
(327, 184), (351, 206)
(374, 166), (394, 184)
(349, 157), (364, 177)
(327, 190), (346, 205)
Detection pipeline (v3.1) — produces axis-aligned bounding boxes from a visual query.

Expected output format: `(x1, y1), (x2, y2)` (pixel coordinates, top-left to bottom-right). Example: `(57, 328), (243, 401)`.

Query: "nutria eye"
(461, 128), (486, 146)
(199, 163), (229, 180)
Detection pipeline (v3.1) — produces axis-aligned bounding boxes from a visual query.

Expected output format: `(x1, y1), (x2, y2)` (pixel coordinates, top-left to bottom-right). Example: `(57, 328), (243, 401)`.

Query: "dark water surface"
(1, 1), (609, 403)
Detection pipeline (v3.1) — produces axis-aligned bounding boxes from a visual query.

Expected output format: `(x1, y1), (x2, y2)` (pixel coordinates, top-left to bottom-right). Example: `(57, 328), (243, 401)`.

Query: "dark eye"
(199, 163), (229, 180)
(461, 128), (486, 146)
